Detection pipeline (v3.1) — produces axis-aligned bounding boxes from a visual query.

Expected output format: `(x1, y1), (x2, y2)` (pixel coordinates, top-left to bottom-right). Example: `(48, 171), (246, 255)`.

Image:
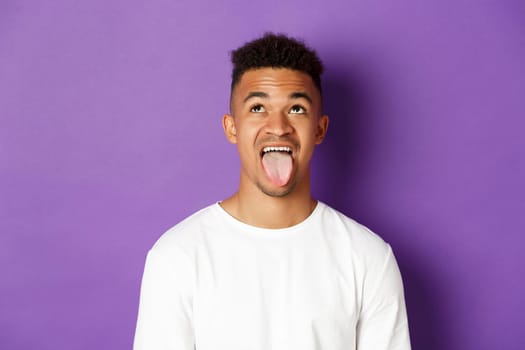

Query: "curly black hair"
(230, 33), (324, 93)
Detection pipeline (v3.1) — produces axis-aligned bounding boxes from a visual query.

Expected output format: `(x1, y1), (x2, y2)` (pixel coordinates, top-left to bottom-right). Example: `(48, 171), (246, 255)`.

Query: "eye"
(289, 105), (307, 114)
(250, 104), (266, 113)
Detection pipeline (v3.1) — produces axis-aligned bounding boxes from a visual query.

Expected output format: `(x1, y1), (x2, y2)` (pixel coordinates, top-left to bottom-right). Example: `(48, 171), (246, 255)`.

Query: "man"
(134, 33), (411, 350)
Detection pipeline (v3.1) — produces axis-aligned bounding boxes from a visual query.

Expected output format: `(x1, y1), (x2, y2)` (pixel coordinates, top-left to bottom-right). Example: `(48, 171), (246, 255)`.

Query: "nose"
(264, 111), (293, 136)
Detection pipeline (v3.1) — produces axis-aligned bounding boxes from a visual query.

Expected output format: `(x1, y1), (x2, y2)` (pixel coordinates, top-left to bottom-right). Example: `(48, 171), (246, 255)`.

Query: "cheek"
(298, 123), (318, 142)
(237, 123), (260, 145)
(235, 134), (257, 159)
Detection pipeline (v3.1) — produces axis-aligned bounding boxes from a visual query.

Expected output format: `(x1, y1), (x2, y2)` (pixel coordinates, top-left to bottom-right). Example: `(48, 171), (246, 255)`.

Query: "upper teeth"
(263, 146), (292, 154)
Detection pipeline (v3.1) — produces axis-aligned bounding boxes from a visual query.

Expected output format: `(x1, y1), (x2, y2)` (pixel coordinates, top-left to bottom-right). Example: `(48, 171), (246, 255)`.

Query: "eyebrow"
(289, 92), (312, 103)
(243, 91), (269, 103)
(243, 91), (313, 104)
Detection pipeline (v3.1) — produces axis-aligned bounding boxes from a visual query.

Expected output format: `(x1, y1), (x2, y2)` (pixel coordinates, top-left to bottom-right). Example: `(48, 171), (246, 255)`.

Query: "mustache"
(255, 136), (298, 147)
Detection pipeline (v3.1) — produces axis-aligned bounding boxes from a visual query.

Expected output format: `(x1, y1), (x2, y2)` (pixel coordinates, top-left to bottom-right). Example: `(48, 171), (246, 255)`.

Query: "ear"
(222, 114), (237, 144)
(315, 114), (329, 144)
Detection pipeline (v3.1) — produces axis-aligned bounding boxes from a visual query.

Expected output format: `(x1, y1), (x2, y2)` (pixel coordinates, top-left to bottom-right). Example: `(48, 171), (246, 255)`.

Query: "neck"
(220, 177), (317, 229)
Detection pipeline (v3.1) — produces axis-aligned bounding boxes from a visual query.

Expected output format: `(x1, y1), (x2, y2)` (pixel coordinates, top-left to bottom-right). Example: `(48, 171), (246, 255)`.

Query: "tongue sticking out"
(262, 152), (293, 186)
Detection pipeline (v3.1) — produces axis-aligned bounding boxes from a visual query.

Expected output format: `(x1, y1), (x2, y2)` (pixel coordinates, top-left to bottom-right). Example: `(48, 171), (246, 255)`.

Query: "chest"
(191, 238), (359, 349)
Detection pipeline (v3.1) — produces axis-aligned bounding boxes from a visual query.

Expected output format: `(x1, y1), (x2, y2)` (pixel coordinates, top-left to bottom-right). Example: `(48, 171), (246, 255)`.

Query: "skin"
(220, 68), (329, 229)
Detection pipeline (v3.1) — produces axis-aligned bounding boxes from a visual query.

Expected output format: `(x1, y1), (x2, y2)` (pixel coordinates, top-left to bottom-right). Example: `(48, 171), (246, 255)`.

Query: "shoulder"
(149, 203), (219, 258)
(317, 202), (393, 262)
(318, 203), (403, 293)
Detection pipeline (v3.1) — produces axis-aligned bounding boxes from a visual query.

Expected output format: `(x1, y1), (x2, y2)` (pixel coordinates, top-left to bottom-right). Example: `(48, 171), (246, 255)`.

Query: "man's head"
(230, 33), (324, 96)
(223, 33), (328, 199)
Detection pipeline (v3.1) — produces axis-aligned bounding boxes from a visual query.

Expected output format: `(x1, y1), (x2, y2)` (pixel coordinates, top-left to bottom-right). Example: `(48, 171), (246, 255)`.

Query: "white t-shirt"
(134, 202), (411, 350)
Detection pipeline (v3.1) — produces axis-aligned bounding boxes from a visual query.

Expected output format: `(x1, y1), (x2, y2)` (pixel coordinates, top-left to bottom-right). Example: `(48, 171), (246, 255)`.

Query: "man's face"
(223, 68), (329, 197)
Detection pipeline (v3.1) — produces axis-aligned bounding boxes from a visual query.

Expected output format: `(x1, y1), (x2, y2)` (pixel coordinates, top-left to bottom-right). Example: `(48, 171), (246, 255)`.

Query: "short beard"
(256, 178), (297, 198)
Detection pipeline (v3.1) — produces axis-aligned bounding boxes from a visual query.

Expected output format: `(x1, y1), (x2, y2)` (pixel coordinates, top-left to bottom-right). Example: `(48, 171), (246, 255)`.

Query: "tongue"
(262, 152), (293, 186)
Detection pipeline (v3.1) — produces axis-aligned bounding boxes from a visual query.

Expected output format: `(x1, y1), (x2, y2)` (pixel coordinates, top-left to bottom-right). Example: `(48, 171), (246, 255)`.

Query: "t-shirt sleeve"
(133, 246), (195, 350)
(356, 244), (411, 350)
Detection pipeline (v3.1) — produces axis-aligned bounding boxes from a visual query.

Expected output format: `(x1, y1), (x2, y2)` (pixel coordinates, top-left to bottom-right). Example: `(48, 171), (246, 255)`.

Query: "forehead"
(232, 68), (320, 101)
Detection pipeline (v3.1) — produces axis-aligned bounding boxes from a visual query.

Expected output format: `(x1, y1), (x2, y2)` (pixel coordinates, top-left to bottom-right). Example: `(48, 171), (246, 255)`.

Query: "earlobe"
(222, 114), (237, 144)
(315, 115), (329, 144)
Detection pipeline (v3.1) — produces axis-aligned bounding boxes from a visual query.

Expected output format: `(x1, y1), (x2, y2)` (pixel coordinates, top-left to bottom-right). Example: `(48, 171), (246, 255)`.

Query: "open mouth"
(260, 146), (294, 187)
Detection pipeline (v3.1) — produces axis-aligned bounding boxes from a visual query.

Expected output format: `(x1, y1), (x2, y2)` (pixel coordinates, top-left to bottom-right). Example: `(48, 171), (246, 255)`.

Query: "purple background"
(1, 0), (524, 349)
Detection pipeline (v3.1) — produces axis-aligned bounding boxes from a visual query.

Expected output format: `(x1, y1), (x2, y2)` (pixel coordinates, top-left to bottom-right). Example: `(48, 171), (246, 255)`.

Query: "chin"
(257, 180), (297, 198)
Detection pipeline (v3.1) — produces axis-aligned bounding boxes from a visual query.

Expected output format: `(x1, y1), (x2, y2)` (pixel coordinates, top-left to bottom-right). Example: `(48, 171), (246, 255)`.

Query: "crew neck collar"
(214, 201), (324, 237)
